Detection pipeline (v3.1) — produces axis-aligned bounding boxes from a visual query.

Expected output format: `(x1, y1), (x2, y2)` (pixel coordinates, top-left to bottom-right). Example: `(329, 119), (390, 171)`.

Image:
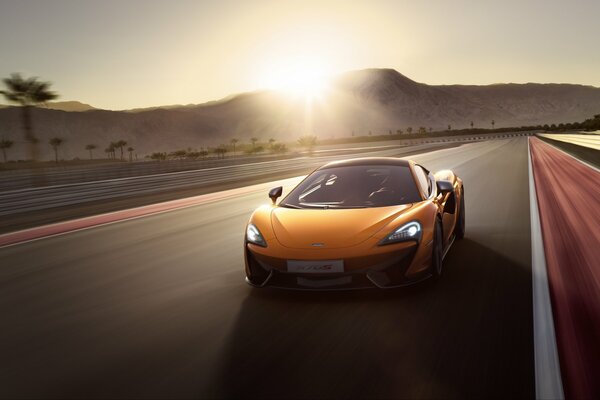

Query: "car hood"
(271, 204), (413, 249)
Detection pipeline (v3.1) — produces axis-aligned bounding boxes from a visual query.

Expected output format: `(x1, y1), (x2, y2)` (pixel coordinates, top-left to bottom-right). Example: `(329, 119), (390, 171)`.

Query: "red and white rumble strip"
(529, 137), (600, 400)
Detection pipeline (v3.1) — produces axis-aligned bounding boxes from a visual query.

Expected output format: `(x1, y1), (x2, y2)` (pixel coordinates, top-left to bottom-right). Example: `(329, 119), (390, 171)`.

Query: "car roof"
(319, 157), (412, 170)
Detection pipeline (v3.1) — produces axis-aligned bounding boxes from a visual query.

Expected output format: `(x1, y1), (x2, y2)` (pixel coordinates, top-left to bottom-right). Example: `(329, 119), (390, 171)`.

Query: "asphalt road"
(0, 137), (534, 398)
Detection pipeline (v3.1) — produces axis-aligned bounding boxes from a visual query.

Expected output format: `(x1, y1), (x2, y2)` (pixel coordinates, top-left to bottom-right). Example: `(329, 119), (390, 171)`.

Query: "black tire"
(455, 187), (465, 240)
(431, 219), (444, 280)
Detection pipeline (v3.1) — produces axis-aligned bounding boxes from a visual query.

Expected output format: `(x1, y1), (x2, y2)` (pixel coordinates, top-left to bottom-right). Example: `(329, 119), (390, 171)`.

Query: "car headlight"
(379, 221), (422, 245)
(246, 223), (267, 247)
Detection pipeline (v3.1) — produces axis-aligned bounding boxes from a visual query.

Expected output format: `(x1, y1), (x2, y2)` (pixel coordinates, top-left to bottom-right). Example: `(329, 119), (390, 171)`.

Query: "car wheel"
(455, 187), (465, 240)
(431, 219), (444, 280)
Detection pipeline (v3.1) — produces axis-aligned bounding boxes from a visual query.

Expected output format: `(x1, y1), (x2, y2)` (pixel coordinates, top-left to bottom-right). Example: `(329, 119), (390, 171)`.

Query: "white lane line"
(528, 138), (565, 400)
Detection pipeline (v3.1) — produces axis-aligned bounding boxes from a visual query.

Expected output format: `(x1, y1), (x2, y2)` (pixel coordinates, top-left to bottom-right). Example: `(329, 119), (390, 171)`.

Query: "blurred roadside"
(1, 133), (508, 191)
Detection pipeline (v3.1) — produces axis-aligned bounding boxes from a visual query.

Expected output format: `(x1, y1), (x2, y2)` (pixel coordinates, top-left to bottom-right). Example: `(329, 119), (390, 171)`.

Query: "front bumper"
(244, 242), (430, 290)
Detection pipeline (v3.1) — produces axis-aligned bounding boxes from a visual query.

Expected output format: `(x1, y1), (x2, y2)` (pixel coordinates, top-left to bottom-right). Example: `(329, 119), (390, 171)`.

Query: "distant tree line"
(147, 137), (293, 162)
(341, 114), (600, 144)
(538, 114), (600, 132)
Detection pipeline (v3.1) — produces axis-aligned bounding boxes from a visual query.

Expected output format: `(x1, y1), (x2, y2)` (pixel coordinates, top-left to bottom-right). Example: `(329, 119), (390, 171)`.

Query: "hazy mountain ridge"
(1, 68), (599, 160)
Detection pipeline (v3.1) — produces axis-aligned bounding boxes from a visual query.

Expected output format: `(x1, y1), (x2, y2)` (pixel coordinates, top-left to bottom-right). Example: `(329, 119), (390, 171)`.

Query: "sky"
(0, 0), (599, 110)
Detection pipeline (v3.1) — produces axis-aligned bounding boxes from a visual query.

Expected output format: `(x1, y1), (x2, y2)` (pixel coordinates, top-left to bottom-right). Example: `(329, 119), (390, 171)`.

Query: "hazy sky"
(1, 0), (599, 110)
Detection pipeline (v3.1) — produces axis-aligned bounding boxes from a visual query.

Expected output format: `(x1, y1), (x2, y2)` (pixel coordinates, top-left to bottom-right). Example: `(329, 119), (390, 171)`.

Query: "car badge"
(311, 243), (325, 247)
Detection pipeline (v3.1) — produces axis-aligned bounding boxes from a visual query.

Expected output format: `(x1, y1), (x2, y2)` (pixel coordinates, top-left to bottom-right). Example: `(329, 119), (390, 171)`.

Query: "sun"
(258, 57), (331, 99)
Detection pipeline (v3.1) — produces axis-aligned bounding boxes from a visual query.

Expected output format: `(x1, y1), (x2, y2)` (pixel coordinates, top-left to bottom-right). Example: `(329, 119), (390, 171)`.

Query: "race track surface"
(0, 138), (534, 398)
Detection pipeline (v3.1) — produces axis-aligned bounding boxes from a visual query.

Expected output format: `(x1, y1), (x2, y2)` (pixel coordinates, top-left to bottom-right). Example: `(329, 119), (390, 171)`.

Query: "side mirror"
(268, 186), (283, 204)
(436, 180), (454, 195)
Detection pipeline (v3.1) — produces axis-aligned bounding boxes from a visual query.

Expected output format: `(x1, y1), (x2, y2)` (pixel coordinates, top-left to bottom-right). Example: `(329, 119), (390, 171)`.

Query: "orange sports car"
(244, 157), (464, 289)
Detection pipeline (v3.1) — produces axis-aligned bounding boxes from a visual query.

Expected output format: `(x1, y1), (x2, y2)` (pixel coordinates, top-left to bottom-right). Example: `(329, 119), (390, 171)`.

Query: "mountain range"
(1, 68), (599, 160)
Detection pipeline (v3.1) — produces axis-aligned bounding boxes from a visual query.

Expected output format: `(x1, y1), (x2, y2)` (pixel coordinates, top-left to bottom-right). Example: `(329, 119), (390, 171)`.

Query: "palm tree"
(268, 138), (276, 149)
(115, 140), (127, 160)
(407, 127), (413, 134)
(49, 137), (64, 163)
(230, 138), (239, 156)
(0, 138), (14, 162)
(0, 73), (58, 161)
(470, 121), (474, 129)
(127, 146), (134, 161)
(250, 137), (258, 150)
(109, 142), (118, 159)
(85, 144), (97, 160)
(491, 120), (495, 129)
(447, 124), (452, 131)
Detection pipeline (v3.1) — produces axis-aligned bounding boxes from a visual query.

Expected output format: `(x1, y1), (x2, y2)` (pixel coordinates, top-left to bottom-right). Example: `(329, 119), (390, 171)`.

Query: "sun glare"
(258, 58), (331, 99)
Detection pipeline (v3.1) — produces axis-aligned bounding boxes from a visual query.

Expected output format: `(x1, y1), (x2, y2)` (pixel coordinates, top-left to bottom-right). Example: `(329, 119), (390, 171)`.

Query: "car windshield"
(280, 164), (422, 209)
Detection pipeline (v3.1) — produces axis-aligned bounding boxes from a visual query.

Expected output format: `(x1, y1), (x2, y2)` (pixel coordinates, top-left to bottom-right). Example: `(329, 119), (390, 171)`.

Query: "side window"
(414, 165), (431, 197)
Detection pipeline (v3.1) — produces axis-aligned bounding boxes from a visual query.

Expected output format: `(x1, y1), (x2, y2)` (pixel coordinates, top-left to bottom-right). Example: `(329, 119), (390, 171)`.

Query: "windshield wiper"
(297, 203), (332, 209)
(327, 205), (368, 209)
(280, 203), (302, 209)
